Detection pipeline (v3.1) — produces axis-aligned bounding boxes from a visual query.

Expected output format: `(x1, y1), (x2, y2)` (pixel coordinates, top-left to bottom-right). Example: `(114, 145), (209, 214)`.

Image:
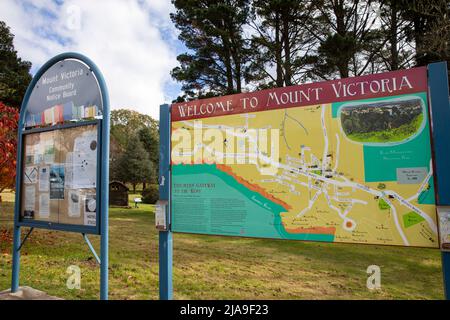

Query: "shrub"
(142, 184), (159, 204)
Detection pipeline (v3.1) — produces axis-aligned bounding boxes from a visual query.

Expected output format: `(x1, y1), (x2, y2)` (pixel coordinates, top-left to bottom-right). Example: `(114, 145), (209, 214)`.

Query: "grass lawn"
(0, 191), (445, 300)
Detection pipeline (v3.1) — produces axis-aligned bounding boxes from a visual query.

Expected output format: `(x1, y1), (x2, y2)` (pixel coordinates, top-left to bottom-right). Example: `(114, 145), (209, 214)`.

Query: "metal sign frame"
(159, 62), (450, 300)
(11, 52), (110, 300)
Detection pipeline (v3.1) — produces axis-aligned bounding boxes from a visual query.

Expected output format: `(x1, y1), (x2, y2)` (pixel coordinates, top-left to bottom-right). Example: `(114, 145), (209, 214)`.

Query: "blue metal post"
(11, 226), (21, 292)
(159, 104), (173, 300)
(99, 64), (110, 301)
(11, 61), (29, 293)
(427, 61), (450, 300)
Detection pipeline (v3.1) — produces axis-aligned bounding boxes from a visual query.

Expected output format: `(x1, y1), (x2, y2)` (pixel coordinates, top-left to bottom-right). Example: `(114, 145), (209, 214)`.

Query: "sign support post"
(99, 66), (110, 301)
(428, 61), (450, 300)
(11, 226), (21, 292)
(158, 104), (173, 300)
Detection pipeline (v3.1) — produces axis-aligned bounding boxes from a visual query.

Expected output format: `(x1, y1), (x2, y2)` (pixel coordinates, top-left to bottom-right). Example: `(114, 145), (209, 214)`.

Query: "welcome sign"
(170, 67), (439, 247)
(172, 67), (426, 121)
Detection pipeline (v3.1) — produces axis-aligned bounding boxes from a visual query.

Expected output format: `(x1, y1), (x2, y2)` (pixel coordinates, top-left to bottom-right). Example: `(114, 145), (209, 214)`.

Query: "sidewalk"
(0, 286), (62, 300)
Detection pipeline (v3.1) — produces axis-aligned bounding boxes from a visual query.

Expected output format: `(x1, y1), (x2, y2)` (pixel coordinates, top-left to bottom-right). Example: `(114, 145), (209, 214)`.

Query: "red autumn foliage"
(0, 101), (19, 193)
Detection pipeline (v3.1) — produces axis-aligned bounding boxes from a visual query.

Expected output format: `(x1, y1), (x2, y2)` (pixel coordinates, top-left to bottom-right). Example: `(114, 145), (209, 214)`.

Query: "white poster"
(25, 145), (35, 165)
(24, 166), (38, 184)
(84, 194), (96, 226)
(65, 152), (74, 188)
(38, 193), (50, 218)
(68, 190), (81, 218)
(33, 142), (44, 165)
(43, 143), (55, 163)
(24, 185), (35, 210)
(38, 166), (49, 191)
(73, 130), (97, 189)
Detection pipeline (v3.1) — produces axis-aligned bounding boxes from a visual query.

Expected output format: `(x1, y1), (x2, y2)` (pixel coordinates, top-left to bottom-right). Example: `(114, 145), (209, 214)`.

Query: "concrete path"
(0, 286), (62, 300)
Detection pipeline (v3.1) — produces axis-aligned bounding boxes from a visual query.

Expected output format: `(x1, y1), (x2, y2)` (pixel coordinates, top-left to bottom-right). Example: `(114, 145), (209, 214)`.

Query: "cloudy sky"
(0, 0), (184, 119)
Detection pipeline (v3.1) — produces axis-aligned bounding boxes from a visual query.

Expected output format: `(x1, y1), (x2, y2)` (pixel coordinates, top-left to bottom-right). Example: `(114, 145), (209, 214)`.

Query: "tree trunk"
(235, 56), (242, 93)
(222, 34), (234, 94)
(413, 16), (425, 65)
(229, 25), (242, 93)
(275, 12), (284, 87)
(390, 4), (399, 70)
(334, 0), (350, 78)
(282, 8), (292, 86)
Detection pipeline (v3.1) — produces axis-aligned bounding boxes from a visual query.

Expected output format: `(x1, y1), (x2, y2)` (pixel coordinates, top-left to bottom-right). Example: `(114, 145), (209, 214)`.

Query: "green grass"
(346, 113), (424, 143)
(0, 191), (445, 300)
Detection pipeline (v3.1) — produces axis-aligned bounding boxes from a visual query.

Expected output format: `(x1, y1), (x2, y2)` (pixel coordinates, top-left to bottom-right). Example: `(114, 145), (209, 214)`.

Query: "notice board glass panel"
(20, 124), (98, 228)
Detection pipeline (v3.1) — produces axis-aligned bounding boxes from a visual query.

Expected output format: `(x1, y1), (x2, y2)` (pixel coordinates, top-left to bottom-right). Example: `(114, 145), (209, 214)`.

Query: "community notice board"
(20, 124), (98, 227)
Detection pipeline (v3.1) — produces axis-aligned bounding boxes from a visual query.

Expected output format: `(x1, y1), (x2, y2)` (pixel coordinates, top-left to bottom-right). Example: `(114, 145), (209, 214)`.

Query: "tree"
(171, 0), (251, 100)
(113, 134), (154, 193)
(110, 109), (158, 148)
(138, 126), (159, 186)
(304, 0), (386, 79)
(0, 21), (32, 108)
(375, 0), (415, 71)
(247, 0), (316, 88)
(109, 109), (159, 189)
(0, 102), (19, 198)
(400, 0), (450, 82)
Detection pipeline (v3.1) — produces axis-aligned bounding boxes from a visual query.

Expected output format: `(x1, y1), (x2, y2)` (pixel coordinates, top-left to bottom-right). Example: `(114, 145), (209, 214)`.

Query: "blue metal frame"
(11, 52), (110, 300)
(159, 104), (173, 300)
(83, 233), (101, 265)
(428, 61), (450, 300)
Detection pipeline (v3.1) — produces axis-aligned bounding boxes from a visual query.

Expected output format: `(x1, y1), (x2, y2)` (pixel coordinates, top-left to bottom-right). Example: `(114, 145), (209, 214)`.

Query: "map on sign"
(171, 70), (438, 248)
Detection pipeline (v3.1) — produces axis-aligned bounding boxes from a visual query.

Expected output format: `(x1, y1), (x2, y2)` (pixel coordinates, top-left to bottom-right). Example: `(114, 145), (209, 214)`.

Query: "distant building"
(109, 181), (129, 207)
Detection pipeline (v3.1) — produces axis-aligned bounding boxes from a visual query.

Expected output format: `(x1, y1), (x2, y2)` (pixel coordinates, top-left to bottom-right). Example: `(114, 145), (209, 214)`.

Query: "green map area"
(172, 164), (335, 242)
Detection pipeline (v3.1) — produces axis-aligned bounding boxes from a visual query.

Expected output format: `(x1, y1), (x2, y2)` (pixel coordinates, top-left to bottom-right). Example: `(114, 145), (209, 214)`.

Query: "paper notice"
(438, 207), (450, 251)
(84, 194), (96, 226)
(39, 166), (50, 191)
(65, 152), (74, 188)
(68, 190), (81, 218)
(33, 141), (45, 165)
(38, 193), (50, 218)
(49, 164), (65, 199)
(44, 144), (55, 163)
(24, 185), (35, 211)
(25, 145), (34, 165)
(24, 166), (38, 184)
(73, 130), (97, 189)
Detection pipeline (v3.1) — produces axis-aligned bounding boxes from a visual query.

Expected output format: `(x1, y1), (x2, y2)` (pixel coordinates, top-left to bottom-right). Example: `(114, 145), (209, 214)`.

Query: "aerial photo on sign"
(171, 67), (438, 248)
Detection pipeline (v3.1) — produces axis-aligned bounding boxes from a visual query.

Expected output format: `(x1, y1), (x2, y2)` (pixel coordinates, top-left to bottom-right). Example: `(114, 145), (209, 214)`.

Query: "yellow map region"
(171, 102), (438, 248)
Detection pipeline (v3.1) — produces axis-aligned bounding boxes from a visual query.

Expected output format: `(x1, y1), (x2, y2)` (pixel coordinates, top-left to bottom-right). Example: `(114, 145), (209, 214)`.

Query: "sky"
(0, 0), (185, 119)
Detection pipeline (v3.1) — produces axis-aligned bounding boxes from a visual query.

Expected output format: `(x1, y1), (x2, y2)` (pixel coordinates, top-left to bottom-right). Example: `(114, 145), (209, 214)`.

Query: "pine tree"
(138, 126), (159, 186)
(305, 0), (385, 79)
(114, 134), (154, 193)
(0, 21), (32, 108)
(248, 0), (315, 88)
(171, 0), (251, 100)
(376, 0), (415, 71)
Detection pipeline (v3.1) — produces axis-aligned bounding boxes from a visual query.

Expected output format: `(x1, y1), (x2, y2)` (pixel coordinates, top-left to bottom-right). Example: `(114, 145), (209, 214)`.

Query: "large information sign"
(170, 67), (439, 248)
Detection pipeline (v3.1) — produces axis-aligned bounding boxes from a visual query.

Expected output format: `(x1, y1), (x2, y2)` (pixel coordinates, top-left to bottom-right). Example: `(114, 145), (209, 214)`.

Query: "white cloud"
(0, 0), (180, 119)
